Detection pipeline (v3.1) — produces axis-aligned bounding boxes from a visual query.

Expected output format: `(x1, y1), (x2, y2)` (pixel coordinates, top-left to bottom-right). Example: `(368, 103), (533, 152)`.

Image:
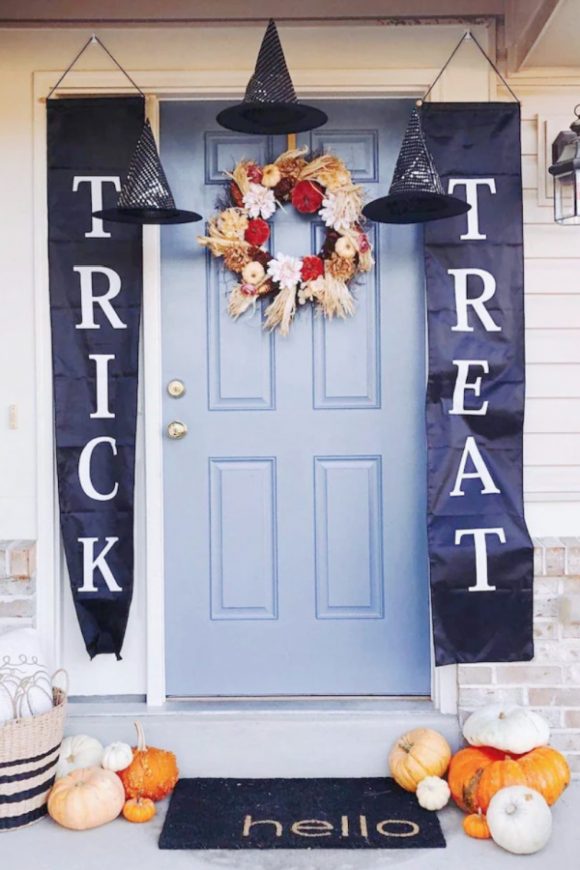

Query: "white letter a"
(450, 436), (500, 497)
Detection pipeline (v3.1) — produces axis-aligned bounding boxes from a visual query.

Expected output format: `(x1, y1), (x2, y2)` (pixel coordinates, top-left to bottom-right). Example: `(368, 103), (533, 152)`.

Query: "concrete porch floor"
(3, 782), (579, 870)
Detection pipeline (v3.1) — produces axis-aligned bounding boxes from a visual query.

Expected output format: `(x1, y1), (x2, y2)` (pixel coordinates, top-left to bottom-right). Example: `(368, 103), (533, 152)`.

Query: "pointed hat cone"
(363, 108), (471, 224)
(94, 120), (202, 224)
(217, 20), (327, 135)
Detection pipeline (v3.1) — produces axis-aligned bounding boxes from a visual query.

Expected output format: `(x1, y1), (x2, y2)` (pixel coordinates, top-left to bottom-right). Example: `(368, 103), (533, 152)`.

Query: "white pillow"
(0, 628), (53, 724)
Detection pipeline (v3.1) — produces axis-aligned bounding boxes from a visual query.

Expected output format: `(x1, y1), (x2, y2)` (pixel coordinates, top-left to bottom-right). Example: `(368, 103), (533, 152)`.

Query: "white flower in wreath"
(267, 253), (303, 290)
(320, 189), (360, 232)
(243, 183), (277, 220)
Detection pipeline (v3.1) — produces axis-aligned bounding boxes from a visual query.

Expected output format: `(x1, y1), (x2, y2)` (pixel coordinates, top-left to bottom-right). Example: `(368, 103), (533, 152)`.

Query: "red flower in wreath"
(358, 232), (371, 253)
(292, 180), (325, 214)
(245, 218), (270, 247)
(301, 256), (324, 282)
(246, 163), (263, 184)
(230, 181), (244, 208)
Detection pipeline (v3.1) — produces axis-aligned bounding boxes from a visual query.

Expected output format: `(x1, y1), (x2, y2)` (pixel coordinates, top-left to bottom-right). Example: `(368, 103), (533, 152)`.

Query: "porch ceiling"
(0, 1), (508, 25)
(520, 0), (580, 68)
(0, 1), (573, 72)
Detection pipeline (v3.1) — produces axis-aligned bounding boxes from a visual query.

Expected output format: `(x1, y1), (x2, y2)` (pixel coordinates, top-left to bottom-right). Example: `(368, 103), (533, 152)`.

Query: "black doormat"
(159, 777), (446, 850)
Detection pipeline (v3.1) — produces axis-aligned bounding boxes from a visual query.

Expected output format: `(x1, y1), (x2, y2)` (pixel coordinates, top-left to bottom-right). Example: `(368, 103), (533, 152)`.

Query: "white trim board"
(33, 62), (493, 713)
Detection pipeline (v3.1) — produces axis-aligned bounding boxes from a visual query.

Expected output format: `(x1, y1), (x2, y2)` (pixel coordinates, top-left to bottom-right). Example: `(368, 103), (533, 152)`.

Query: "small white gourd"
(101, 741), (134, 773)
(56, 735), (104, 780)
(416, 776), (451, 811)
(487, 786), (552, 855)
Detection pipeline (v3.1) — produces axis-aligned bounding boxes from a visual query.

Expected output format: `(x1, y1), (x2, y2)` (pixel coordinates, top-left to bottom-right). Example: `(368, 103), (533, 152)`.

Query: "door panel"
(161, 99), (431, 696)
(314, 456), (384, 619)
(209, 457), (278, 621)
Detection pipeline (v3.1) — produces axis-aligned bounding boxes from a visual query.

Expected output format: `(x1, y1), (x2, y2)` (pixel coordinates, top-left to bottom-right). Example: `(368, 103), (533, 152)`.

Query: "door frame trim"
(33, 62), (492, 711)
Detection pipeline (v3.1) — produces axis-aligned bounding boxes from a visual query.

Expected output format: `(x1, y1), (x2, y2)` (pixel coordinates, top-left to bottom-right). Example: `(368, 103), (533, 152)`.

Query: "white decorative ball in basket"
(0, 628), (54, 723)
(0, 629), (67, 832)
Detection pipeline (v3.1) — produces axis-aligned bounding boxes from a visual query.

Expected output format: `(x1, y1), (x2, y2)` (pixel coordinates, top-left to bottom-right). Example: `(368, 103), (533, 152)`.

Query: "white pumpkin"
(416, 776), (450, 811)
(102, 741), (133, 773)
(463, 704), (550, 754)
(56, 734), (104, 780)
(487, 786), (552, 855)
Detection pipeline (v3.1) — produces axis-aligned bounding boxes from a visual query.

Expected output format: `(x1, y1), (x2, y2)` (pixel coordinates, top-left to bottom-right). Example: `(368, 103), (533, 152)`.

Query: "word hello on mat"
(242, 814), (420, 841)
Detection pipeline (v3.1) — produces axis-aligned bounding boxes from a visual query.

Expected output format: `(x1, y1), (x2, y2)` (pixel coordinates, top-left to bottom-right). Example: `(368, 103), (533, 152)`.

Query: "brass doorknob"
(167, 420), (188, 440)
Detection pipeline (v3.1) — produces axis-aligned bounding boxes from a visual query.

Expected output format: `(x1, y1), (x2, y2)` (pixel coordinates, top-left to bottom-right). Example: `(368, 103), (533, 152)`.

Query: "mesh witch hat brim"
(363, 191), (471, 225)
(217, 19), (327, 135)
(94, 119), (202, 225)
(216, 102), (327, 135)
(93, 207), (202, 225)
(363, 106), (471, 224)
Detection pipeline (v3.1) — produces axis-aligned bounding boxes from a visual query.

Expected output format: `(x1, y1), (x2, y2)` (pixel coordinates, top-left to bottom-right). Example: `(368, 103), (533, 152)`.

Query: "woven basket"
(0, 674), (67, 832)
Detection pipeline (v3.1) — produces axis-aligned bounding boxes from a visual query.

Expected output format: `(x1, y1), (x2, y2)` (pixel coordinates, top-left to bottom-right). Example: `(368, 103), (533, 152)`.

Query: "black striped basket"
(0, 674), (67, 831)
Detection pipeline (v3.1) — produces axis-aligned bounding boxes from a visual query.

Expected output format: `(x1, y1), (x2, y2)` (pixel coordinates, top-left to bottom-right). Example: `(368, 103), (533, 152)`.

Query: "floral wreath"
(198, 146), (374, 336)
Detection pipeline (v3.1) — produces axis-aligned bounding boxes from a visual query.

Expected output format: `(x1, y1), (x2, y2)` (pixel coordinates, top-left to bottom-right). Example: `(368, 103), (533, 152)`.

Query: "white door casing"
(33, 45), (495, 708)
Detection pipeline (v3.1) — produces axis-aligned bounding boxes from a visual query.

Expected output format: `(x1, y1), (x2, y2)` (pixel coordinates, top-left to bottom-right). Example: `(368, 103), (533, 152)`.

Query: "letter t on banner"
(422, 102), (533, 665)
(47, 97), (144, 659)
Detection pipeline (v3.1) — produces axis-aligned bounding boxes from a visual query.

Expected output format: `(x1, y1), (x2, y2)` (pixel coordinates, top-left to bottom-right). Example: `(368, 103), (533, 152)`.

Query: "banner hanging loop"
(418, 29), (519, 106)
(47, 33), (146, 100)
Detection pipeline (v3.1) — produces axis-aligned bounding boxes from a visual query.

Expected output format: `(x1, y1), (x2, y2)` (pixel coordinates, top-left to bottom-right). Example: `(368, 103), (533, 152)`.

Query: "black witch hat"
(217, 20), (327, 135)
(94, 120), (202, 225)
(363, 108), (470, 224)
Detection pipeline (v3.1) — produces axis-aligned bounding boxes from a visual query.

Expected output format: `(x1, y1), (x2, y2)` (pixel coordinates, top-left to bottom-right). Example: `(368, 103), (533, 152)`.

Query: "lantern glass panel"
(554, 169), (580, 224)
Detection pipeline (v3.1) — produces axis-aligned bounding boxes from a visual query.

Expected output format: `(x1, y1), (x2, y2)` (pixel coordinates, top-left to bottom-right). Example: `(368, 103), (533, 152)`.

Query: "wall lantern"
(549, 106), (580, 225)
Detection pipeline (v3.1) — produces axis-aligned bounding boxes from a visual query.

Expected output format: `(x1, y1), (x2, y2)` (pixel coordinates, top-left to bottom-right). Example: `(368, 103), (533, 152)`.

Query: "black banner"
(422, 102), (533, 665)
(47, 97), (144, 659)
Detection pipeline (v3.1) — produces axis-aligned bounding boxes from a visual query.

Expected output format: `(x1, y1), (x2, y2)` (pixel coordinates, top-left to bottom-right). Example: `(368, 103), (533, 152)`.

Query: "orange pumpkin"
(123, 796), (157, 823)
(463, 812), (491, 839)
(448, 745), (569, 813)
(118, 721), (179, 802)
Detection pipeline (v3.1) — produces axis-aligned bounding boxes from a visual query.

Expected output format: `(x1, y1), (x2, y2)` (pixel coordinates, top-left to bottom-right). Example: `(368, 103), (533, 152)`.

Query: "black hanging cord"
(420, 30), (519, 105)
(47, 34), (145, 100)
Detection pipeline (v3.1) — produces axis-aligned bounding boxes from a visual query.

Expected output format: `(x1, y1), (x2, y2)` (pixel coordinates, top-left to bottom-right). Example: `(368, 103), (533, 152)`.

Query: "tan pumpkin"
(48, 767), (125, 830)
(448, 745), (570, 814)
(463, 812), (491, 839)
(123, 796), (157, 823)
(118, 721), (179, 802)
(388, 728), (452, 792)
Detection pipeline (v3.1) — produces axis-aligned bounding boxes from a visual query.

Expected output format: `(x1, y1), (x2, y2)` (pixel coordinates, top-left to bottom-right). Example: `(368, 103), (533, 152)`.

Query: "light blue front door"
(161, 99), (431, 696)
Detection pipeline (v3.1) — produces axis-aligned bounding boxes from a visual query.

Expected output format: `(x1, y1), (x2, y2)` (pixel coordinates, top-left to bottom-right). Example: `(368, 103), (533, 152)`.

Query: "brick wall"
(2, 534), (579, 775)
(0, 541), (36, 631)
(458, 537), (580, 776)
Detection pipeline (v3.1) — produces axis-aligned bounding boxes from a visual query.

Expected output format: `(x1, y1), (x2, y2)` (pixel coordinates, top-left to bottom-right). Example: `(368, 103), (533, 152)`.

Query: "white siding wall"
(517, 84), (580, 533)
